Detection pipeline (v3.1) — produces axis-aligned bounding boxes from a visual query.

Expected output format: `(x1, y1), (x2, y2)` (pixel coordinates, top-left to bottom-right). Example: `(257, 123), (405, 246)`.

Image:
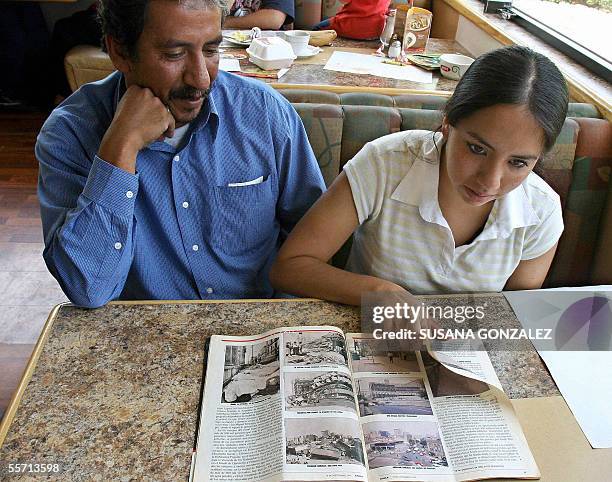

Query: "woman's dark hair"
(443, 45), (569, 153)
(98, 0), (228, 60)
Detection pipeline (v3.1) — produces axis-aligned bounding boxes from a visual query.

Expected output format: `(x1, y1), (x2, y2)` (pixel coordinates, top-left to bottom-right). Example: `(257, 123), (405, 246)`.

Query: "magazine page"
(192, 326), (368, 482)
(347, 334), (455, 482)
(281, 327), (368, 481)
(421, 329), (539, 479)
(360, 290), (506, 391)
(347, 335), (539, 482)
(425, 345), (504, 392)
(192, 328), (285, 482)
(422, 350), (539, 480)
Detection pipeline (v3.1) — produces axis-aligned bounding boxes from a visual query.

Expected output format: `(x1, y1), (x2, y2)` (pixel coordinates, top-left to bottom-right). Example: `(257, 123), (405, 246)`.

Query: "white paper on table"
(504, 286), (612, 448)
(219, 57), (241, 72)
(323, 51), (433, 84)
(539, 351), (612, 448)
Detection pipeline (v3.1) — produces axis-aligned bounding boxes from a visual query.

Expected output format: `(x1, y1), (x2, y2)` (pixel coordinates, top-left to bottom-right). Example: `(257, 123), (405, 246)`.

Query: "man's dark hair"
(443, 45), (569, 153)
(98, 0), (229, 59)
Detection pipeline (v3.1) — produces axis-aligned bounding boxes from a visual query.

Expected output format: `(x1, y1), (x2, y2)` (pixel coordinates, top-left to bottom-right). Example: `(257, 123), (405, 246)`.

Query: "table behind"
(238, 38), (467, 93)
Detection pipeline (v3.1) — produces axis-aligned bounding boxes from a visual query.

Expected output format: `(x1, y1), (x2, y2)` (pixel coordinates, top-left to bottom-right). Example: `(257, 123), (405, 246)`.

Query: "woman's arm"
(223, 9), (287, 30)
(504, 243), (558, 291)
(270, 172), (405, 305)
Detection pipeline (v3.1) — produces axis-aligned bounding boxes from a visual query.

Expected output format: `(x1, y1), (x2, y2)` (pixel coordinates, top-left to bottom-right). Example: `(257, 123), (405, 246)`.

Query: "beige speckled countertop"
(262, 38), (467, 93)
(0, 295), (558, 480)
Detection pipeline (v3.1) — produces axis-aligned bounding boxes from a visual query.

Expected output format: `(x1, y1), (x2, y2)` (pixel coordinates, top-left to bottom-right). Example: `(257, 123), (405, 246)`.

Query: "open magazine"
(191, 326), (539, 482)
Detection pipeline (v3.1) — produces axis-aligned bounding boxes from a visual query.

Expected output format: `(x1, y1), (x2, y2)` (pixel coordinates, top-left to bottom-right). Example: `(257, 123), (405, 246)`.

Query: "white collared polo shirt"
(343, 130), (564, 294)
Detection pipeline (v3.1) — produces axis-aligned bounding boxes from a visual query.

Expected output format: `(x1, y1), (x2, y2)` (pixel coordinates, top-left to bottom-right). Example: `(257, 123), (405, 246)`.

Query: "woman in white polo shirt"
(270, 46), (569, 305)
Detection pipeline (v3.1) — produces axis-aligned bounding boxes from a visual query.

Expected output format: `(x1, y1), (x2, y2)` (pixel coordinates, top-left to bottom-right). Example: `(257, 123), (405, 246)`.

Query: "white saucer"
(222, 31), (252, 46)
(296, 46), (321, 58)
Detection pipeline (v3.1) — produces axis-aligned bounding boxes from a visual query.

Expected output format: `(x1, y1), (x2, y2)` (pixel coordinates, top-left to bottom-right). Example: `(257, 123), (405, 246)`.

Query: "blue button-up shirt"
(37, 71), (325, 308)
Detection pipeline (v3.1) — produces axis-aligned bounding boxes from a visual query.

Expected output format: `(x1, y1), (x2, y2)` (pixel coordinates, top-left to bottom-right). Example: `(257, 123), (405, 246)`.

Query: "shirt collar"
(112, 72), (125, 111)
(482, 180), (541, 240)
(390, 131), (541, 239)
(390, 132), (447, 227)
(199, 81), (219, 133)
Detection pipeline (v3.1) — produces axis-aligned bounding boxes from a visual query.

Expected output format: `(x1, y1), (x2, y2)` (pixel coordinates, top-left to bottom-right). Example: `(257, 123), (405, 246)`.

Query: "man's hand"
(98, 85), (175, 174)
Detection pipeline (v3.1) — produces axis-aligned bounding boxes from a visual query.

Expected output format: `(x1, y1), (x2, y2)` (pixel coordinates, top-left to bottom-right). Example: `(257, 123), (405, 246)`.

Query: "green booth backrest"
(340, 105), (402, 166)
(279, 90), (602, 118)
(292, 103), (344, 187)
(548, 117), (612, 285)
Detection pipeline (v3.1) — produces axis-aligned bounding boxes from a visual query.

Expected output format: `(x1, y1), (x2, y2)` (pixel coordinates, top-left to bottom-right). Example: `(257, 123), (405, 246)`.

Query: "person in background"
(36, 0), (325, 308)
(311, 0), (391, 40)
(49, 1), (102, 101)
(224, 0), (294, 30)
(0, 2), (51, 110)
(271, 46), (569, 305)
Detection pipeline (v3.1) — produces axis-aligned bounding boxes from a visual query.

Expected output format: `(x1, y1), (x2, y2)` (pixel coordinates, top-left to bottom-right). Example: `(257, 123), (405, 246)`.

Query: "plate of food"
(406, 53), (441, 70)
(223, 30), (253, 46)
(296, 45), (321, 59)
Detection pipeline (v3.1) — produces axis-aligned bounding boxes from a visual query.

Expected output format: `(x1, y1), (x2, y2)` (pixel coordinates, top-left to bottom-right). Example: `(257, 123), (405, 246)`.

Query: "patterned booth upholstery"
(278, 90), (611, 288)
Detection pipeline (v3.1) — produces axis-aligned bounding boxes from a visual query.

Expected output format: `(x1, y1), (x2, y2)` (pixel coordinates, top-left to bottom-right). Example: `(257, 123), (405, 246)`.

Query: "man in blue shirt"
(36, 0), (325, 308)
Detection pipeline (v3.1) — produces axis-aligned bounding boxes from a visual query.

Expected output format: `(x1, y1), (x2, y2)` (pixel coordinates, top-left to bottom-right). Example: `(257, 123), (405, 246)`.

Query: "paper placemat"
(507, 396), (612, 482)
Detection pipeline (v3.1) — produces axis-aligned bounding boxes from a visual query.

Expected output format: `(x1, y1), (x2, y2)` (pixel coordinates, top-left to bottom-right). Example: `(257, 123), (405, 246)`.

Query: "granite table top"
(230, 38), (467, 92)
(0, 294), (559, 480)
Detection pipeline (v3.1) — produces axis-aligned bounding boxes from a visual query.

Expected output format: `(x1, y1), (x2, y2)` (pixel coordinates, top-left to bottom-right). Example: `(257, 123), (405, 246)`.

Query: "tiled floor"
(0, 111), (68, 419)
(0, 174), (68, 345)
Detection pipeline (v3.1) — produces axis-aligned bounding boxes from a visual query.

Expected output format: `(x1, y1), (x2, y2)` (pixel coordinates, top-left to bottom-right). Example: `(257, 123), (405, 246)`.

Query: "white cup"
(283, 31), (310, 56)
(439, 54), (475, 80)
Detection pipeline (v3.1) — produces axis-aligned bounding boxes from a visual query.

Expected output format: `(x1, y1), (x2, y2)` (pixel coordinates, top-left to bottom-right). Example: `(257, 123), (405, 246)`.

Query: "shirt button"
(173, 155), (180, 162)
(182, 201), (189, 209)
(114, 242), (122, 250)
(126, 190), (134, 199)
(192, 244), (199, 252)
(206, 287), (213, 294)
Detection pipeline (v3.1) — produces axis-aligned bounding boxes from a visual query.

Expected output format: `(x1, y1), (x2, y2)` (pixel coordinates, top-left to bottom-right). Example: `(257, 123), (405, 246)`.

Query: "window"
(510, 0), (612, 80)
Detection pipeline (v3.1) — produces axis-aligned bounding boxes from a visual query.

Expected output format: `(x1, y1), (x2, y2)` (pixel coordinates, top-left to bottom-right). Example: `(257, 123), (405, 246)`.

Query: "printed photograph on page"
(222, 337), (280, 403)
(284, 330), (348, 367)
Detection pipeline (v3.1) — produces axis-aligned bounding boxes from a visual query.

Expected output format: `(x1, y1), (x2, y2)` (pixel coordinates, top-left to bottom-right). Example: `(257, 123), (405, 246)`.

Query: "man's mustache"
(170, 86), (211, 100)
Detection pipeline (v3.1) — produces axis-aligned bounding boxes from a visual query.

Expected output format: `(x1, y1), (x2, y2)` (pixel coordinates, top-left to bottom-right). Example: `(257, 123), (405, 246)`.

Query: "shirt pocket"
(211, 175), (276, 256)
